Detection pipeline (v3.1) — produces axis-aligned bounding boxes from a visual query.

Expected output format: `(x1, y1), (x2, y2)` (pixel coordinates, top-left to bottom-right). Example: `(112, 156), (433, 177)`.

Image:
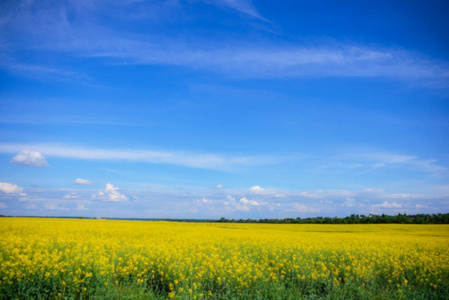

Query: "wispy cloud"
(78, 42), (449, 83)
(316, 148), (448, 178)
(1, 0), (448, 85)
(336, 150), (448, 176)
(372, 201), (402, 208)
(203, 0), (265, 20)
(0, 97), (140, 127)
(0, 55), (85, 81)
(45, 204), (69, 210)
(0, 143), (276, 171)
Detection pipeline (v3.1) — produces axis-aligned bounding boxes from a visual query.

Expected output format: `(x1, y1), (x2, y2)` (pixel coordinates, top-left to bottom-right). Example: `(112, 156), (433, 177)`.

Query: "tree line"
(218, 213), (449, 224)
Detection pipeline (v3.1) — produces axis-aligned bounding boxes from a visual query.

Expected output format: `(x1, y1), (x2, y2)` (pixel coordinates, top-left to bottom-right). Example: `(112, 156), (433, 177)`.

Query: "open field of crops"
(1, 218), (448, 299)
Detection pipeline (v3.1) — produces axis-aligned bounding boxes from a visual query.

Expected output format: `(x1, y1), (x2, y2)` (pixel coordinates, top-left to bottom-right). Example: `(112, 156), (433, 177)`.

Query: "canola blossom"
(1, 218), (448, 299)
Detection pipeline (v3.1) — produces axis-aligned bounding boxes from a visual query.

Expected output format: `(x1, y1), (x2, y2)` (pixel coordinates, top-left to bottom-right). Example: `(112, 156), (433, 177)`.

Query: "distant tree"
(212, 213), (448, 224)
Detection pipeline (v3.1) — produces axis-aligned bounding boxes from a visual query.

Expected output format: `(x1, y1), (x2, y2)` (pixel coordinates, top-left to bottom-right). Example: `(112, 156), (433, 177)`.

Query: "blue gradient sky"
(1, 0), (448, 219)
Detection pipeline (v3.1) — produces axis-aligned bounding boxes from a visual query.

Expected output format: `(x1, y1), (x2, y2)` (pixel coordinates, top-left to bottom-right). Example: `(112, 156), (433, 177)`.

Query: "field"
(1, 218), (448, 299)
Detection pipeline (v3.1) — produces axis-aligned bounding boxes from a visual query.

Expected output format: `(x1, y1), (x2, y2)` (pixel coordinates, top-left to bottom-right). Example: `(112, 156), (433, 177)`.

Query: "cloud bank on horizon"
(1, 182), (448, 219)
(0, 0), (448, 218)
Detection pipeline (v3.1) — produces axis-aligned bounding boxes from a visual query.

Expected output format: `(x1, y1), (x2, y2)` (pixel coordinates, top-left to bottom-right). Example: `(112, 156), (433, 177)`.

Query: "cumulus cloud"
(223, 195), (269, 212)
(74, 178), (97, 186)
(92, 183), (128, 202)
(224, 195), (249, 211)
(215, 184), (223, 189)
(0, 182), (25, 194)
(0, 203), (7, 209)
(240, 197), (262, 206)
(250, 186), (264, 193)
(10, 150), (49, 167)
(63, 194), (80, 199)
(224, 195), (236, 205)
(197, 198), (212, 205)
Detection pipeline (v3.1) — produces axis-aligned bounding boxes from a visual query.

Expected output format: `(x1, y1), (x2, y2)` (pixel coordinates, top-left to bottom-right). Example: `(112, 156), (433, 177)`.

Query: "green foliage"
(217, 213), (449, 224)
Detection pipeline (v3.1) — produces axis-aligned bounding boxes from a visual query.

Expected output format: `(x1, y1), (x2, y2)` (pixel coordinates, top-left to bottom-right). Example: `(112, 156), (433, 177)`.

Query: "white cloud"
(24, 204), (37, 210)
(10, 150), (49, 167)
(416, 204), (428, 208)
(63, 194), (80, 199)
(76, 201), (89, 210)
(343, 197), (357, 207)
(250, 185), (264, 192)
(240, 197), (261, 206)
(320, 200), (333, 204)
(222, 195), (270, 212)
(74, 178), (97, 186)
(0, 184), (447, 218)
(197, 198), (212, 205)
(389, 194), (420, 199)
(235, 205), (250, 211)
(0, 203), (7, 209)
(215, 184), (223, 189)
(299, 192), (320, 198)
(0, 182), (25, 194)
(45, 204), (69, 210)
(87, 45), (449, 83)
(219, 188), (448, 216)
(372, 201), (402, 208)
(224, 195), (235, 205)
(92, 183), (128, 202)
(288, 203), (320, 213)
(0, 143), (276, 171)
(223, 195), (255, 211)
(72, 39), (449, 83)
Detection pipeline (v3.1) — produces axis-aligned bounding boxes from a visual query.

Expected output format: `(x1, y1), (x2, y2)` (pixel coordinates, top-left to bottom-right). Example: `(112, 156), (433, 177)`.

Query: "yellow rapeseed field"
(0, 218), (448, 299)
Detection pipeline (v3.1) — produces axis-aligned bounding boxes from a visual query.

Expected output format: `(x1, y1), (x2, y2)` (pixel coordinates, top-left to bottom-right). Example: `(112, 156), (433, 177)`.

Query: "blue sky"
(0, 0), (448, 219)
